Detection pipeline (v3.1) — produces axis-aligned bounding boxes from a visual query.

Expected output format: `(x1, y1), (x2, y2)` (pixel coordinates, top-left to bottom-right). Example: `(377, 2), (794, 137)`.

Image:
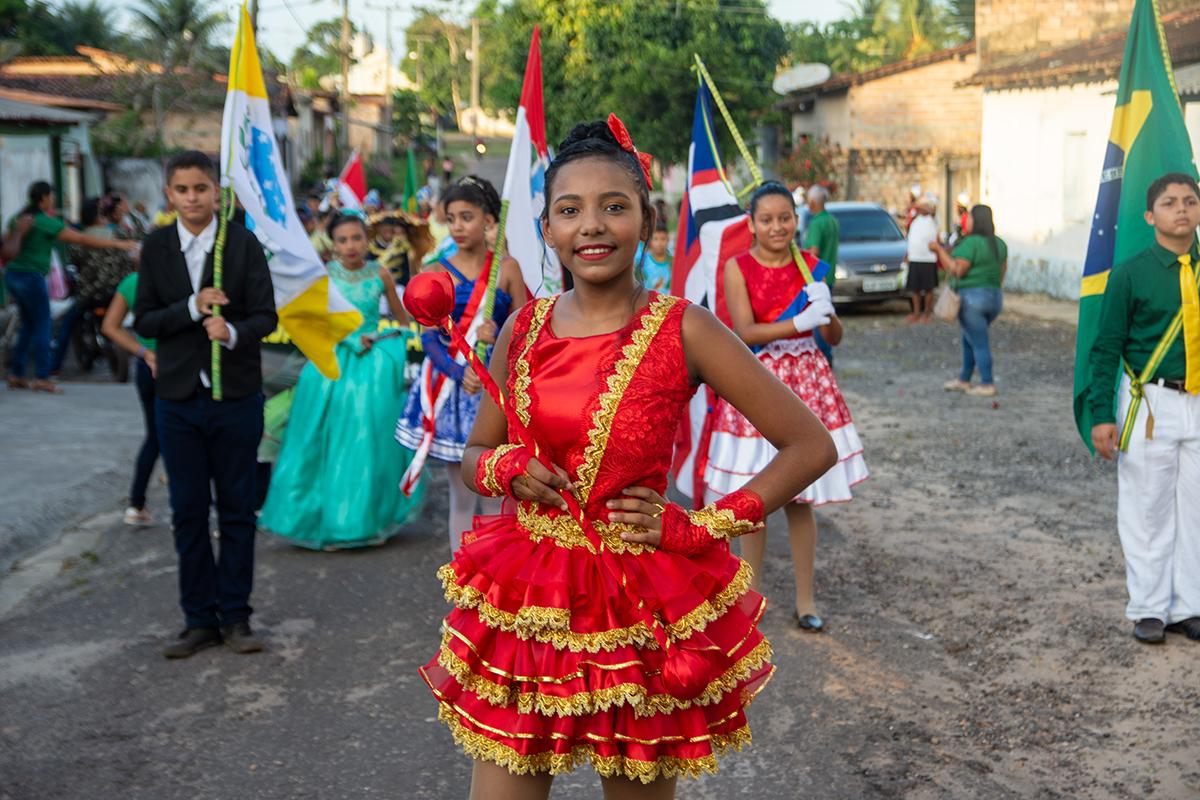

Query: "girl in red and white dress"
(706, 182), (869, 634)
(417, 120), (838, 798)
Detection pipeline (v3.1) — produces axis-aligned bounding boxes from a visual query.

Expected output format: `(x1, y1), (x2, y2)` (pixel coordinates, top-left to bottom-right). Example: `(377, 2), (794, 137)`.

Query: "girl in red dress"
(419, 119), (837, 799)
(707, 183), (869, 634)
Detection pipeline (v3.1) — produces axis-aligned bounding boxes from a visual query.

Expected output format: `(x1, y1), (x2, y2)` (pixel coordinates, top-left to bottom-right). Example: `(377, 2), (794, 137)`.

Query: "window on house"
(1063, 131), (1089, 224)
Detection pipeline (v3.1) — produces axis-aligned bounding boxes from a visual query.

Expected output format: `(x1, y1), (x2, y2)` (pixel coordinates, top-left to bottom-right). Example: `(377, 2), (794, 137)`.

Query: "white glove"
(804, 280), (832, 307)
(791, 299), (834, 333)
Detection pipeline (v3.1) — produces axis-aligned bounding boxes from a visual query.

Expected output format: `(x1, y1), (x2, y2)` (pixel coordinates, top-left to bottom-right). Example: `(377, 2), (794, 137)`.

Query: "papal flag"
(220, 4), (360, 379)
(1072, 0), (1198, 450)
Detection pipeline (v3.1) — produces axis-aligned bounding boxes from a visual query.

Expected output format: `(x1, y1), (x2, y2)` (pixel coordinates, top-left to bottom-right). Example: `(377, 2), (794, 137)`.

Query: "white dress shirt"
(178, 217), (237, 350)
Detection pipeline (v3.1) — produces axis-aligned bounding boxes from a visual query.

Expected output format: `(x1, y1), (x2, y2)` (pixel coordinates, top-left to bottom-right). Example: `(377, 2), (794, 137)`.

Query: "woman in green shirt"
(5, 181), (138, 392)
(931, 204), (1008, 397)
(102, 271), (158, 526)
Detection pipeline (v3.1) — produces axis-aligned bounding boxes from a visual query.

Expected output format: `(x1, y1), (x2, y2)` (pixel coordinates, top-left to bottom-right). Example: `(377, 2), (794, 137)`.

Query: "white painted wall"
(0, 134), (53, 223)
(791, 92), (851, 147)
(981, 81), (1200, 299)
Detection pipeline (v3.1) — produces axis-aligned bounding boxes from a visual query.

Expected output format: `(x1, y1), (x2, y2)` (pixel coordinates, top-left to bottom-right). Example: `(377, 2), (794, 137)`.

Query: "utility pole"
(469, 16), (480, 118)
(249, 0), (258, 33)
(340, 0), (351, 155)
(384, 5), (393, 156)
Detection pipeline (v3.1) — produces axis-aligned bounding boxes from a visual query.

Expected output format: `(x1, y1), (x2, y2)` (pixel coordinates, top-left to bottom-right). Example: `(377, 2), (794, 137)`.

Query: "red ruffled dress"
(706, 252), (868, 506)
(419, 293), (773, 782)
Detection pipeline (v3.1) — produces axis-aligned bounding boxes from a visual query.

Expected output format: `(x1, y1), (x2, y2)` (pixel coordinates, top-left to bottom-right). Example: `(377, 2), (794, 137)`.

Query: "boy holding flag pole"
(1075, 0), (1200, 645)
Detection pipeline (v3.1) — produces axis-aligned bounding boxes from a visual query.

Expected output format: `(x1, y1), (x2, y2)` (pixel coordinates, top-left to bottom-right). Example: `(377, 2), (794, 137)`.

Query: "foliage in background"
(477, 0), (788, 167)
(400, 8), (469, 123)
(290, 18), (359, 90)
(776, 138), (839, 194)
(784, 0), (966, 75)
(1, 0), (126, 56)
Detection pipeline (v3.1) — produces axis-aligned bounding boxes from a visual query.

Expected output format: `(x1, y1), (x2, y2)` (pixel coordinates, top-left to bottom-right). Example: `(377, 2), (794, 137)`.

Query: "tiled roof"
(777, 41), (976, 109)
(963, 8), (1200, 90)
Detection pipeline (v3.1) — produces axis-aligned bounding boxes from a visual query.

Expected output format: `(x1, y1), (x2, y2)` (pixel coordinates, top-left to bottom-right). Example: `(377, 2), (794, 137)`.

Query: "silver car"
(823, 202), (909, 304)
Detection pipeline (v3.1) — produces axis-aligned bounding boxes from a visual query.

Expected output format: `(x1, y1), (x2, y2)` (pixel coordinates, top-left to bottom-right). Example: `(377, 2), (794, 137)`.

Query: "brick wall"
(977, 0), (1135, 64)
(846, 52), (981, 152)
(825, 146), (979, 230)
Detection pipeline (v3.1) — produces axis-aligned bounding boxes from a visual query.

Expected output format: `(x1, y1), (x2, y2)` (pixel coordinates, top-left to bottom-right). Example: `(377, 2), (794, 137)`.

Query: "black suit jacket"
(134, 219), (277, 401)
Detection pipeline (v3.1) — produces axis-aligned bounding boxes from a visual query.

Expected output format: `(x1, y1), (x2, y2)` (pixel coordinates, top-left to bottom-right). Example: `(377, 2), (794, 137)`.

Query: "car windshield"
(829, 209), (904, 243)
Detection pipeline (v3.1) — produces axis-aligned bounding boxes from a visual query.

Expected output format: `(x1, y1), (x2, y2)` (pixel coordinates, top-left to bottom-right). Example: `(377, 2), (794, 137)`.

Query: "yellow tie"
(1181, 252), (1200, 394)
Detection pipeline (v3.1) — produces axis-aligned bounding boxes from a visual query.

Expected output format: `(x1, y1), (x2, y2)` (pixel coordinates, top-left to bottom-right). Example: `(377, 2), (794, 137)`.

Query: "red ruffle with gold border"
(419, 294), (773, 783)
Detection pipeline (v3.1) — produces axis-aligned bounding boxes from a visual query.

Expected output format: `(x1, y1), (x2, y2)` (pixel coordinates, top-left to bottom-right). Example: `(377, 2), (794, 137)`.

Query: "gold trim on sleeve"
(480, 443), (522, 496)
(511, 297), (555, 427)
(687, 505), (765, 540)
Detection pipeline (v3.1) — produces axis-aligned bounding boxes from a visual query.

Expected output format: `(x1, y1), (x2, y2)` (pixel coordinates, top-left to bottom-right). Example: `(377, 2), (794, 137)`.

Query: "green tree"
(863, 0), (958, 62)
(52, 0), (122, 52)
(480, 0), (788, 166)
(290, 18), (359, 90)
(401, 8), (469, 123)
(129, 0), (227, 69)
(948, 0), (974, 39)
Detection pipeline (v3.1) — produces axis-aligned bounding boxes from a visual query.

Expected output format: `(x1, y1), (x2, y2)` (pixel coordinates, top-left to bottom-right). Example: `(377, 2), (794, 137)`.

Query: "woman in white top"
(905, 196), (940, 323)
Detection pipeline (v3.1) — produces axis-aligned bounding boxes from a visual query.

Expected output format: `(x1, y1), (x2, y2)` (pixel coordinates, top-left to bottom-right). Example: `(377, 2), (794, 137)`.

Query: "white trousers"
(1116, 377), (1200, 623)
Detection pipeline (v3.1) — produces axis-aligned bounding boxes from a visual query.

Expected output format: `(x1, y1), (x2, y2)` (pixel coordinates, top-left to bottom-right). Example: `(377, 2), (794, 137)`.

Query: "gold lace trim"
(517, 504), (654, 555)
(438, 552), (757, 653)
(435, 704), (752, 783)
(662, 559), (754, 640)
(480, 444), (522, 496)
(576, 295), (679, 504)
(511, 297), (555, 427)
(438, 564), (657, 652)
(688, 505), (765, 540)
(438, 632), (772, 718)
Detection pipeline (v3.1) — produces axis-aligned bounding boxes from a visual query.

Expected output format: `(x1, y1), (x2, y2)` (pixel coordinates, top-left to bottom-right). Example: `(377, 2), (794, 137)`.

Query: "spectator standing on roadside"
(101, 270), (159, 527)
(931, 203), (1007, 397)
(6, 180), (138, 393)
(905, 196), (940, 323)
(1087, 172), (1200, 646)
(804, 184), (839, 366)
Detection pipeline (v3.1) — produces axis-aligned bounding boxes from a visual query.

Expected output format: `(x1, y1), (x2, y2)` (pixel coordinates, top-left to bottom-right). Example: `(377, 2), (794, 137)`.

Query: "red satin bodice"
(505, 293), (695, 515)
(735, 251), (810, 338)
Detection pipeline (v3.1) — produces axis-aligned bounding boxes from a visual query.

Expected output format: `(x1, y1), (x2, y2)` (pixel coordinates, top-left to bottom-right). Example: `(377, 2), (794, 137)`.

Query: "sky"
(106, 0), (849, 68)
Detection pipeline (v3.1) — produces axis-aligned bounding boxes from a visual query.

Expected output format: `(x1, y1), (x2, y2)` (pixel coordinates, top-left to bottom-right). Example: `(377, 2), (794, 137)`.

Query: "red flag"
(337, 150), (367, 209)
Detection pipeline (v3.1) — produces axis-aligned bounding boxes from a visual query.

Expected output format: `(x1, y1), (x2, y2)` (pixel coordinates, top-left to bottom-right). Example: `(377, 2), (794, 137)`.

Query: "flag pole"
(476, 199), (510, 360)
(212, 6), (251, 402)
(693, 54), (815, 285)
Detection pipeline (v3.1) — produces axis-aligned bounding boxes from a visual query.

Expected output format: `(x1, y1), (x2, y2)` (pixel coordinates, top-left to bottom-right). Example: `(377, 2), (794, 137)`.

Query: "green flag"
(1072, 0), (1198, 451)
(402, 147), (421, 214)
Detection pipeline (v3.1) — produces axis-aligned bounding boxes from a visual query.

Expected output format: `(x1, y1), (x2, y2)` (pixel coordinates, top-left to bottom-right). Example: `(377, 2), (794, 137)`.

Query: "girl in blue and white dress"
(395, 176), (527, 553)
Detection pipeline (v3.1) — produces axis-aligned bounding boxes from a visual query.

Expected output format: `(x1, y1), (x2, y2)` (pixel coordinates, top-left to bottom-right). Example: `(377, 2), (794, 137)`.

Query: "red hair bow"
(607, 113), (654, 190)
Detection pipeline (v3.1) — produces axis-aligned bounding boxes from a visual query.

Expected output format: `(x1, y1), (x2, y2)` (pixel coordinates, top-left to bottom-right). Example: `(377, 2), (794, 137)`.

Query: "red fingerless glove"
(658, 489), (766, 556)
(474, 444), (531, 497)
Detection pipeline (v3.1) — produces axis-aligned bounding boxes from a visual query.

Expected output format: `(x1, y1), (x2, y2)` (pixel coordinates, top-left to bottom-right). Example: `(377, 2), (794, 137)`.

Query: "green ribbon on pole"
(693, 54), (815, 286)
(210, 184), (234, 401)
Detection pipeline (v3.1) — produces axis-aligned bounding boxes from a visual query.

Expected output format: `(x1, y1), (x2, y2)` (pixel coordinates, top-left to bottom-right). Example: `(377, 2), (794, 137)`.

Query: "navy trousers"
(156, 391), (264, 629)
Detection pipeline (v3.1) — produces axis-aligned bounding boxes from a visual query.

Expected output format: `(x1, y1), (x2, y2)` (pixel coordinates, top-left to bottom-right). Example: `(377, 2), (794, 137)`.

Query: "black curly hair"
(542, 121), (652, 231)
(441, 175), (501, 219)
(327, 211), (368, 238)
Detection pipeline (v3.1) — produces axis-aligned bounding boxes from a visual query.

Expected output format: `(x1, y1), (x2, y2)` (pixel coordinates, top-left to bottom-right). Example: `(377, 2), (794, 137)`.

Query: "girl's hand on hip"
(610, 486), (668, 545)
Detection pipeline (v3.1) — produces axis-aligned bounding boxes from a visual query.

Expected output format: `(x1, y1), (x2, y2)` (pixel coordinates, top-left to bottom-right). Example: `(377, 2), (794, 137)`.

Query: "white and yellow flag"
(220, 4), (359, 378)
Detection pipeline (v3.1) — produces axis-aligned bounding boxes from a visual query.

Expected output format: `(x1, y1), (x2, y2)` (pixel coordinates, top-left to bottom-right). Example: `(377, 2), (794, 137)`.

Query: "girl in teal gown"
(259, 212), (426, 549)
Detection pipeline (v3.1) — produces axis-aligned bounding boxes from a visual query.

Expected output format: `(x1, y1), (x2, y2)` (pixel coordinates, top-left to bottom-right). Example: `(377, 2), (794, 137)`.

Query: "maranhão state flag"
(220, 4), (361, 379)
(1071, 0), (1199, 451)
(501, 26), (561, 297)
(337, 150), (368, 209)
(670, 78), (753, 505)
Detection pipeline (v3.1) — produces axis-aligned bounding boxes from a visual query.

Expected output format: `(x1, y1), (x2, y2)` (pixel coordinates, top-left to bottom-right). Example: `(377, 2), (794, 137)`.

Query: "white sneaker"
(124, 507), (154, 527)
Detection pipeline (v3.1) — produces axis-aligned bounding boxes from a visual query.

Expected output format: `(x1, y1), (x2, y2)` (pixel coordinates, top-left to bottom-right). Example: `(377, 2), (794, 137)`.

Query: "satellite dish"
(773, 63), (833, 95)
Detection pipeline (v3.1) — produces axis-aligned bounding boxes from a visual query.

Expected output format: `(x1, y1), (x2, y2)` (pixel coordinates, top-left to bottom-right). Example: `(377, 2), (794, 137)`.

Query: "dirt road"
(1, 296), (1196, 799)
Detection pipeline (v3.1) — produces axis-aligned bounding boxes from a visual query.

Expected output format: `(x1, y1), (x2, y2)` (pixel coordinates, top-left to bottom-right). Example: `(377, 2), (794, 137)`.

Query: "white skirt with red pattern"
(704, 336), (867, 507)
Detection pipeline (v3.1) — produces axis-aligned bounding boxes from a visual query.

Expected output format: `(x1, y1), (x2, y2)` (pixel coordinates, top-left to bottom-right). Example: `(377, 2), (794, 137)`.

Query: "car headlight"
(834, 266), (848, 281)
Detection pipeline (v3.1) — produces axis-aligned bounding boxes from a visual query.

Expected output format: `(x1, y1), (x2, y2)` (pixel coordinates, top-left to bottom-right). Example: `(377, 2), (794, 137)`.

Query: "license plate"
(862, 276), (897, 293)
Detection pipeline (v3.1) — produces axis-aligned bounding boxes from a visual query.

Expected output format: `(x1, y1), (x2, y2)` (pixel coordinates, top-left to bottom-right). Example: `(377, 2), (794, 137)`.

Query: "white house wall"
(982, 81), (1200, 299)
(791, 92), (851, 148)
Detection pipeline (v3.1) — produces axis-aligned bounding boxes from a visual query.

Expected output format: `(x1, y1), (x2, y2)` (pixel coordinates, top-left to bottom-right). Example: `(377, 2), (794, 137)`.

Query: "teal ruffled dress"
(259, 261), (427, 549)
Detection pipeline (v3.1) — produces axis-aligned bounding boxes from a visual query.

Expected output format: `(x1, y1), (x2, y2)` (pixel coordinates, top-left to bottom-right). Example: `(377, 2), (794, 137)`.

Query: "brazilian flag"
(402, 147), (422, 215)
(1072, 0), (1198, 451)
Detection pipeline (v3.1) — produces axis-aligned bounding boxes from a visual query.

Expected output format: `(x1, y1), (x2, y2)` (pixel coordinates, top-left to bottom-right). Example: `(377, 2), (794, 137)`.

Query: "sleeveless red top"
(734, 251), (810, 339)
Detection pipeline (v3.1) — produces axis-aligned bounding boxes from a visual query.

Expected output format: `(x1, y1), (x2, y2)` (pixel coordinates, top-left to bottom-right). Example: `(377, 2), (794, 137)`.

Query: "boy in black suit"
(134, 151), (277, 658)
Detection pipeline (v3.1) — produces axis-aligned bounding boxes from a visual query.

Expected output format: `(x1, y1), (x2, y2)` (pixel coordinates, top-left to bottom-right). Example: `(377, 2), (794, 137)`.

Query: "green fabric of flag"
(402, 148), (422, 214)
(1072, 0), (1198, 452)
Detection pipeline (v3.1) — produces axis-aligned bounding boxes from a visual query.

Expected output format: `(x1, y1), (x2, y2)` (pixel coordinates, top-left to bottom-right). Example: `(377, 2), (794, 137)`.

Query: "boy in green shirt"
(1088, 172), (1200, 645)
